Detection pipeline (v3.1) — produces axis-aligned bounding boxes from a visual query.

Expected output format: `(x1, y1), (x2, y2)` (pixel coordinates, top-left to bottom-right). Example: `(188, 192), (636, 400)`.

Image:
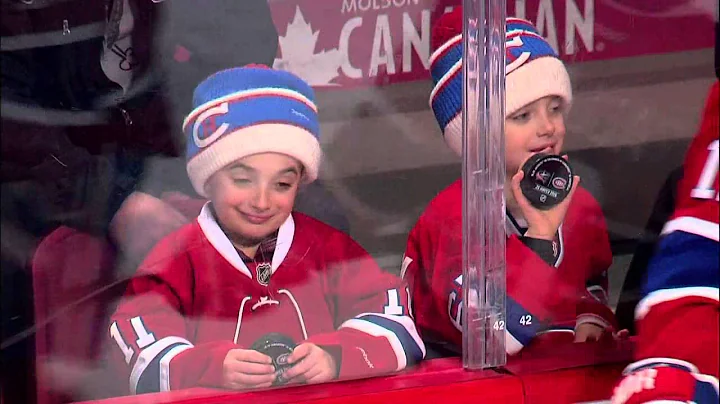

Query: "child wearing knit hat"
(403, 9), (619, 357)
(108, 66), (425, 394)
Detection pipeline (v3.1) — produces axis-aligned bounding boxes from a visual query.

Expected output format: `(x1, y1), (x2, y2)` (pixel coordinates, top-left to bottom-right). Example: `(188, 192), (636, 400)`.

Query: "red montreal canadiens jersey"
(109, 205), (425, 394)
(613, 82), (719, 404)
(402, 180), (615, 355)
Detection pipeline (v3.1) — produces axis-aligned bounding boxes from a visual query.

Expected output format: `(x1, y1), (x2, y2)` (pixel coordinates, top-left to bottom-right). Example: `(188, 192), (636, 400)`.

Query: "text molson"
(337, 0), (595, 79)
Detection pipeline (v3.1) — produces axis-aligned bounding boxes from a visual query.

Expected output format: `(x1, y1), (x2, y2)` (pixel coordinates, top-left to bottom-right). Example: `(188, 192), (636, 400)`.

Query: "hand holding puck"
(519, 153), (574, 210)
(251, 333), (296, 386)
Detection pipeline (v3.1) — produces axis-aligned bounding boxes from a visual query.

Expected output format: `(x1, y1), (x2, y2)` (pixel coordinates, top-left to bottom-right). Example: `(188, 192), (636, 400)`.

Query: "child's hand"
(613, 329), (630, 341)
(510, 156), (580, 241)
(222, 349), (276, 390)
(575, 325), (631, 343)
(284, 343), (338, 385)
(574, 323), (606, 342)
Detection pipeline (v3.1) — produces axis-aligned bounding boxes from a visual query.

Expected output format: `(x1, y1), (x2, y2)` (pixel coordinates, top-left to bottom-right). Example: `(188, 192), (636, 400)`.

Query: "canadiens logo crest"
(192, 102), (230, 148)
(256, 263), (272, 286)
(552, 177), (568, 190)
(276, 353), (291, 365)
(506, 28), (558, 75)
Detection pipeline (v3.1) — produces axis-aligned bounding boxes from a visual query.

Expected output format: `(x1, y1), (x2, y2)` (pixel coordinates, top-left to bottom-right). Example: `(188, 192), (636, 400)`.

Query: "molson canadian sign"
(268, 0), (717, 88)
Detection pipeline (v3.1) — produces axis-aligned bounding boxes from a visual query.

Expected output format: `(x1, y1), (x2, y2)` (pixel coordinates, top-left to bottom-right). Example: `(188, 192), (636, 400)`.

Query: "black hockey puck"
(251, 333), (296, 386)
(520, 153), (573, 210)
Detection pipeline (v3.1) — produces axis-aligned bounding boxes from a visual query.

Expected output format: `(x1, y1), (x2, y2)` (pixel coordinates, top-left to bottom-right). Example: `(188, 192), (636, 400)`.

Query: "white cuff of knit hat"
(441, 56), (572, 157)
(506, 56), (573, 117)
(187, 123), (322, 197)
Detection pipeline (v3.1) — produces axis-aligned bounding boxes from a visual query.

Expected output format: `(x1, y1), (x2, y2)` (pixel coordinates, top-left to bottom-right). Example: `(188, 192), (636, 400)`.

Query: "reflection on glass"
(3, 0), (718, 402)
(107, 66), (425, 395)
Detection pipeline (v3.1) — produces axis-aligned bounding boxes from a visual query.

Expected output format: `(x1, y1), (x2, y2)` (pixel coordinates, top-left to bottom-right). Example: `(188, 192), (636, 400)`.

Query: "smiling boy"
(108, 66), (424, 394)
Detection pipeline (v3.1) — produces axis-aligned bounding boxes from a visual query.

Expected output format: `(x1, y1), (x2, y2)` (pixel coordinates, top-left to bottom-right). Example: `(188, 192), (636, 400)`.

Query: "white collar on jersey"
(196, 203), (295, 280)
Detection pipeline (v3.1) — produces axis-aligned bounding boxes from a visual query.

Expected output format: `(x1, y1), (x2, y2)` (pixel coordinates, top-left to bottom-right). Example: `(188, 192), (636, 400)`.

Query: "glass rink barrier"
(1, 0), (717, 403)
(461, 0), (507, 370)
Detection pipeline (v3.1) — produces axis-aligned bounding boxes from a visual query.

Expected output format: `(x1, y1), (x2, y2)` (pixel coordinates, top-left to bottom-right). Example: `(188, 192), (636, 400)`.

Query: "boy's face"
(206, 153), (303, 245)
(505, 95), (567, 176)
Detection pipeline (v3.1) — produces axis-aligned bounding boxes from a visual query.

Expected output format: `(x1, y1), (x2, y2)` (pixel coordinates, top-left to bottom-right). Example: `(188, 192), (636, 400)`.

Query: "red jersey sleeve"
(505, 235), (585, 353)
(402, 212), (446, 343)
(613, 81), (719, 404)
(304, 231), (425, 380)
(574, 193), (616, 332)
(108, 229), (235, 394)
(403, 181), (588, 356)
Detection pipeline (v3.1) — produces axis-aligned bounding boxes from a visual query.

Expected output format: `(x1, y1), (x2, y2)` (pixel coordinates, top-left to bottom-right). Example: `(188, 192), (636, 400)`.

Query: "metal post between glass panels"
(461, 0), (507, 370)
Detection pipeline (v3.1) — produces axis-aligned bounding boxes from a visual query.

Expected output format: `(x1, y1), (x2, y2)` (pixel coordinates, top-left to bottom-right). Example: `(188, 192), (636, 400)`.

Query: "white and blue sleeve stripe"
(624, 358), (719, 404)
(340, 313), (425, 370)
(505, 296), (544, 355)
(624, 357), (699, 375)
(636, 232), (719, 320)
(693, 374), (720, 403)
(642, 232), (719, 295)
(129, 336), (193, 394)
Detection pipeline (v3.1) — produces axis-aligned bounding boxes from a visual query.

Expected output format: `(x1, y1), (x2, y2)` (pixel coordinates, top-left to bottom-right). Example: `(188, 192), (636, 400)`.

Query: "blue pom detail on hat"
(428, 10), (572, 157)
(183, 66), (322, 196)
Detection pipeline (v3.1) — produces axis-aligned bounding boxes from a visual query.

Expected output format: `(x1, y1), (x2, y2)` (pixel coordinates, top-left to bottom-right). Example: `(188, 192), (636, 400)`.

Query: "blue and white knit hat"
(183, 65), (322, 196)
(429, 9), (572, 156)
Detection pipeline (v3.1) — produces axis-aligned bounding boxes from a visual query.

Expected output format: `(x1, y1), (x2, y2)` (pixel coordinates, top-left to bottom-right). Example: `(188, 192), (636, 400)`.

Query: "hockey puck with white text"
(520, 153), (573, 210)
(251, 333), (296, 386)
